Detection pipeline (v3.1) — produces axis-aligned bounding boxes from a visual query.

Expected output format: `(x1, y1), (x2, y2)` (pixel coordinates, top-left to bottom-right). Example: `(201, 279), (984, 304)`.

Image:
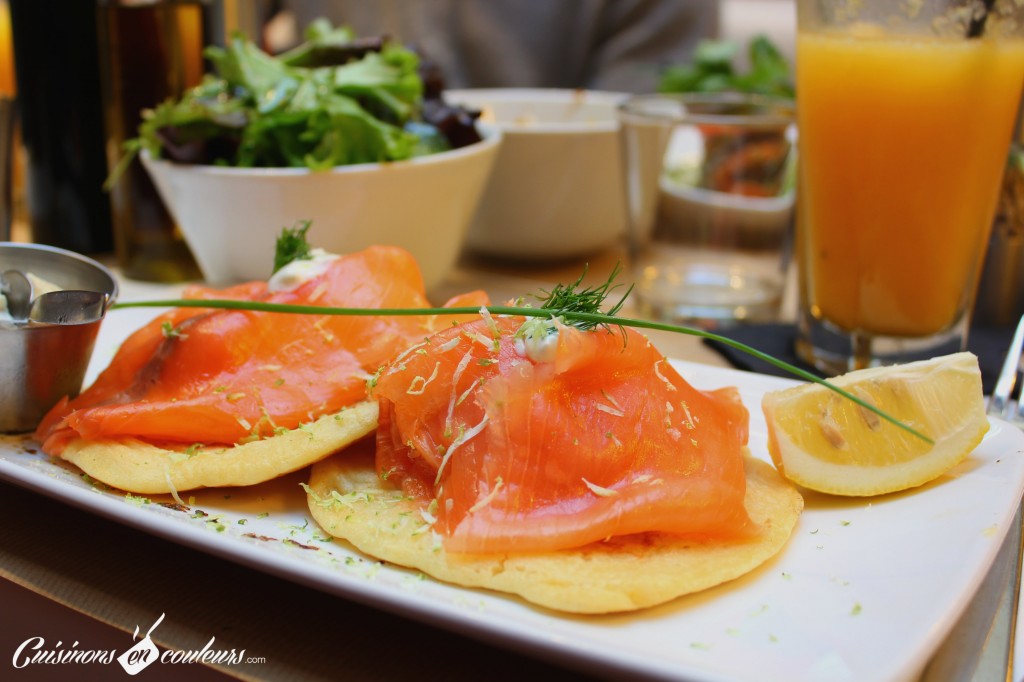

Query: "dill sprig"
(112, 288), (933, 444)
(535, 263), (633, 334)
(273, 221), (315, 274)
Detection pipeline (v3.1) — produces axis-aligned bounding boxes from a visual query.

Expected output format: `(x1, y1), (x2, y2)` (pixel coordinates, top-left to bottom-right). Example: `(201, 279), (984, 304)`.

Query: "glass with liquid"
(10, 0), (113, 254)
(97, 0), (206, 282)
(619, 93), (797, 327)
(795, 0), (1024, 373)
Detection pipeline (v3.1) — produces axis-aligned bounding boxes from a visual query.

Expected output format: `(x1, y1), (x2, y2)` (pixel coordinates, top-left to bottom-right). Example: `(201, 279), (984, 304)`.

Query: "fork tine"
(989, 314), (1024, 420)
(1016, 389), (1024, 426)
(976, 313), (1024, 682)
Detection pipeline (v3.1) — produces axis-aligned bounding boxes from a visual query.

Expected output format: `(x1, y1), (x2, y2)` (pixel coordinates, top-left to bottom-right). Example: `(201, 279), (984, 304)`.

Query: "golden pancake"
(306, 439), (803, 614)
(61, 400), (378, 494)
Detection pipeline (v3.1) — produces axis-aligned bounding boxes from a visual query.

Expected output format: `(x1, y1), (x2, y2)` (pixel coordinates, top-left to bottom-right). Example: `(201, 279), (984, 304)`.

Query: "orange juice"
(797, 30), (1024, 337)
(0, 1), (14, 96)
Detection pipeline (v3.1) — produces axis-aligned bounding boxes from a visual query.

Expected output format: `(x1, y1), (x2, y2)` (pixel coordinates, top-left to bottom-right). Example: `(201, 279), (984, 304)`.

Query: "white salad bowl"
(445, 88), (628, 261)
(141, 129), (502, 289)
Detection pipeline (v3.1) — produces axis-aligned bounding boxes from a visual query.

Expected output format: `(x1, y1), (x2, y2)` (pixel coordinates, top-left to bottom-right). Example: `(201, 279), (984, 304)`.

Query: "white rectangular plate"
(2, 307), (1023, 682)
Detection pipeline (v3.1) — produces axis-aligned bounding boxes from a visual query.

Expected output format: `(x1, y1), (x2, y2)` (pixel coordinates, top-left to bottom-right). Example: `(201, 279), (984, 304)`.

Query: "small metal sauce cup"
(0, 242), (118, 433)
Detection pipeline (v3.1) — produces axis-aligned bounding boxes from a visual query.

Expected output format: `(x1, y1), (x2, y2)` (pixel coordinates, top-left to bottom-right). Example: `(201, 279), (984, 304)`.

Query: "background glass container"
(619, 92), (797, 327)
(97, 0), (208, 282)
(9, 0), (113, 254)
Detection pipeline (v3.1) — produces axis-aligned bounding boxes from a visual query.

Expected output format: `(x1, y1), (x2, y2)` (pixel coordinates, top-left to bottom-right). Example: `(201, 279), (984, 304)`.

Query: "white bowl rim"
(444, 88), (628, 134)
(140, 125), (502, 177)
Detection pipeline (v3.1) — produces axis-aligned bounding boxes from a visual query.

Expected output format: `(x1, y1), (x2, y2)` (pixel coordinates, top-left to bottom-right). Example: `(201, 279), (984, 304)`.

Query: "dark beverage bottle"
(9, 0), (113, 255)
(97, 0), (205, 282)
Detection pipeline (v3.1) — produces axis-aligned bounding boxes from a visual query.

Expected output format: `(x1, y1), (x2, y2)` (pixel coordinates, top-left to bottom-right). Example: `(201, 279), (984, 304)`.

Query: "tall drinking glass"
(795, 0), (1024, 374)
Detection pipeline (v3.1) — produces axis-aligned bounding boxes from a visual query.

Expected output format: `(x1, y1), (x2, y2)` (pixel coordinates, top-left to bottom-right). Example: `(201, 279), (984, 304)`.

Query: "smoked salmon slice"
(372, 314), (753, 554)
(36, 246), (487, 454)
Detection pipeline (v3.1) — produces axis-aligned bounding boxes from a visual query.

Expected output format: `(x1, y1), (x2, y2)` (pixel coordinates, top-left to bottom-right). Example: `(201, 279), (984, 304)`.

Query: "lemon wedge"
(761, 352), (989, 496)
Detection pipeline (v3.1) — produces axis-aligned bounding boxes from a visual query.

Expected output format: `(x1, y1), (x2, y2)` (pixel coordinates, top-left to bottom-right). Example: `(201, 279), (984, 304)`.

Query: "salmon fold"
(36, 246), (486, 454)
(372, 314), (755, 554)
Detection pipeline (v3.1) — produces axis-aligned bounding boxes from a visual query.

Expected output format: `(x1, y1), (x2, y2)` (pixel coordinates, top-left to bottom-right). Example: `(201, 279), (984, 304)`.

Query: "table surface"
(0, 247), (1012, 681)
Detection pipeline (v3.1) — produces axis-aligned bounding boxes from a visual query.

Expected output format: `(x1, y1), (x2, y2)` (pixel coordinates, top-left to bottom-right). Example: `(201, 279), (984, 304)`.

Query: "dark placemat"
(703, 324), (1015, 396)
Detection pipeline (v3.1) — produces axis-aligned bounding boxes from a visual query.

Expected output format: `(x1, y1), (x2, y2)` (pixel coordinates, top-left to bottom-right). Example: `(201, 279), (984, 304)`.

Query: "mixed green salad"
(658, 35), (793, 98)
(113, 19), (480, 176)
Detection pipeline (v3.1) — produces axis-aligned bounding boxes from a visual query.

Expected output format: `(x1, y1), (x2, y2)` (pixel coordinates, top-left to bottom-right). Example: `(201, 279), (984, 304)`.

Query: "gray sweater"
(273, 0), (719, 93)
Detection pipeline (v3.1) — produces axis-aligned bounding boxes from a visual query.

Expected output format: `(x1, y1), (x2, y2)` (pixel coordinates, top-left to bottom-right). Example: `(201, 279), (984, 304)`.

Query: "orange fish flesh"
(372, 314), (753, 554)
(36, 246), (486, 454)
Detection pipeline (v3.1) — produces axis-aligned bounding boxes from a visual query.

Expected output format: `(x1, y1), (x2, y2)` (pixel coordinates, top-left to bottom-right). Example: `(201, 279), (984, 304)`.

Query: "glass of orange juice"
(795, 0), (1024, 373)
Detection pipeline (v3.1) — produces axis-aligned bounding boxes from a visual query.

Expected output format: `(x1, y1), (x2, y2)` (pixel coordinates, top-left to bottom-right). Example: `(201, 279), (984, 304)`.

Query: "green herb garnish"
(273, 221), (314, 273)
(161, 321), (186, 339)
(111, 268), (931, 444)
(536, 263), (631, 334)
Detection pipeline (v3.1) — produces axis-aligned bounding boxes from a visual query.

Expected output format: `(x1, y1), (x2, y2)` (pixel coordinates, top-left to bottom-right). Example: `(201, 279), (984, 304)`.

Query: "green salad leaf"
(108, 19), (480, 183)
(659, 35), (794, 98)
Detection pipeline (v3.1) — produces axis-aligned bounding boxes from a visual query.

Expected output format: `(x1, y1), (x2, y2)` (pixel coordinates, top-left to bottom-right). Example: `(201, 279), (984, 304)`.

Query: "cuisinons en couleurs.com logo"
(12, 612), (261, 674)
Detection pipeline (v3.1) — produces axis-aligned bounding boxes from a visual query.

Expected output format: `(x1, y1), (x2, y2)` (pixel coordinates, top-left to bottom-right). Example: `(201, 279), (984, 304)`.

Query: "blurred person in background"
(261, 0), (719, 93)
